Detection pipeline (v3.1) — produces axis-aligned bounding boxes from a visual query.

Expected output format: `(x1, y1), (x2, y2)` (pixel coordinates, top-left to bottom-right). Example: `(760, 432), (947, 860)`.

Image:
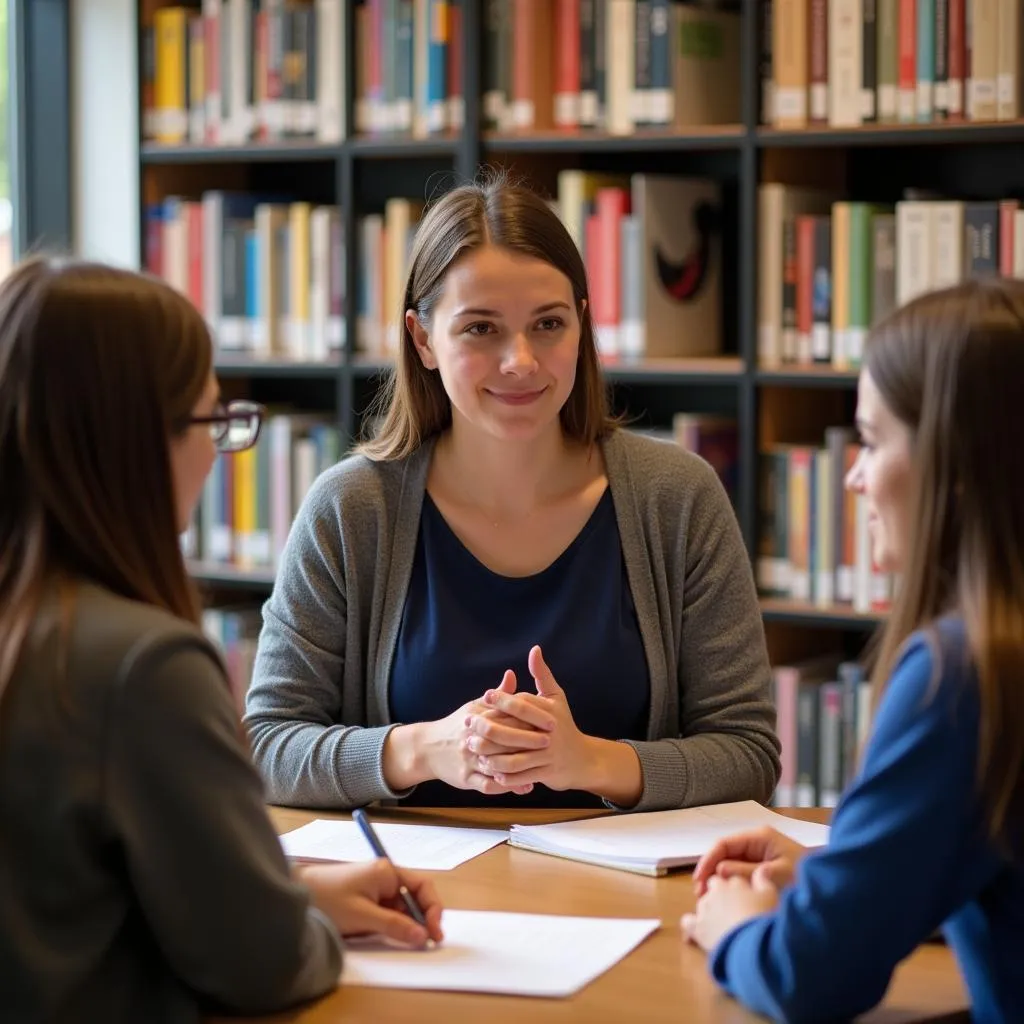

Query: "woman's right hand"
(383, 670), (555, 796)
(691, 827), (808, 896)
(298, 860), (444, 948)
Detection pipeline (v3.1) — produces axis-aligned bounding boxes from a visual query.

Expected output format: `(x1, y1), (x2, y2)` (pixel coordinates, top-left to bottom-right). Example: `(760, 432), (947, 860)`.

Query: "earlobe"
(406, 309), (437, 370)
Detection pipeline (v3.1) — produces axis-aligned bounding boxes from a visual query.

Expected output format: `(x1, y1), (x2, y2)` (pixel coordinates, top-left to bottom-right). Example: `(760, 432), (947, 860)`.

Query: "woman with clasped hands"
(244, 175), (781, 811)
(0, 257), (442, 1024)
(682, 279), (1024, 1023)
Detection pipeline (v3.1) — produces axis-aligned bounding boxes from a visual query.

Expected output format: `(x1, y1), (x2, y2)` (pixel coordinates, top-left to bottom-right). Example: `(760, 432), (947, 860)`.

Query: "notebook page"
(341, 909), (660, 997)
(510, 801), (830, 862)
(279, 819), (508, 871)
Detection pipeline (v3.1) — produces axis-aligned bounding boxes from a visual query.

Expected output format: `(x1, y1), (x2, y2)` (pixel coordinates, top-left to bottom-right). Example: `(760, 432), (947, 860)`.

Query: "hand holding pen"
(352, 808), (445, 948)
(296, 811), (444, 949)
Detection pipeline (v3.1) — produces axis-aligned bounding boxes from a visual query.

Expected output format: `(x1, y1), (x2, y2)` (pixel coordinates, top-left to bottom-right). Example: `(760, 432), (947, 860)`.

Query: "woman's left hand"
(464, 645), (595, 793)
(681, 872), (780, 954)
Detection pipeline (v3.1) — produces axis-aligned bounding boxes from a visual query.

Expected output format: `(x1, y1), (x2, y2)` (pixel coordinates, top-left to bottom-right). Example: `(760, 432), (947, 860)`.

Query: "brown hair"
(356, 174), (618, 460)
(0, 255), (212, 699)
(865, 277), (1024, 849)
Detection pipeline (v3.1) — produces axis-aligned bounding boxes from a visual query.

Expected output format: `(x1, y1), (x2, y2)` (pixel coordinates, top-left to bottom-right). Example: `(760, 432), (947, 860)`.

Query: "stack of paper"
(279, 819), (508, 871)
(341, 909), (660, 997)
(509, 800), (830, 876)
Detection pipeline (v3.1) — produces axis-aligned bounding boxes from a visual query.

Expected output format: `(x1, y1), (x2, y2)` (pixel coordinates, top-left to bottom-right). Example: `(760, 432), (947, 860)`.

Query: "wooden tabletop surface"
(209, 805), (969, 1024)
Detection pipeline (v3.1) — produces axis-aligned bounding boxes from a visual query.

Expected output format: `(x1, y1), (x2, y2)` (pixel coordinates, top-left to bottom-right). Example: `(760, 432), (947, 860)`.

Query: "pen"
(352, 808), (436, 948)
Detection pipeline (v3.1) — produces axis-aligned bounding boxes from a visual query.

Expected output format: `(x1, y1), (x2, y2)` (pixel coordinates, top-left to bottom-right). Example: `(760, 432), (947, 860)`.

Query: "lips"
(486, 388), (547, 405)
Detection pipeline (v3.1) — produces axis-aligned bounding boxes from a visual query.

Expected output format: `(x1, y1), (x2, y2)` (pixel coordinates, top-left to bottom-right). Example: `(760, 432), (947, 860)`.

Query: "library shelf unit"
(138, 0), (1024, 657)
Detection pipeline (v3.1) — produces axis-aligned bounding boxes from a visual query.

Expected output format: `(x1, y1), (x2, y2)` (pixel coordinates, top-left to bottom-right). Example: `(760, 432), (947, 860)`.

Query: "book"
(508, 800), (831, 877)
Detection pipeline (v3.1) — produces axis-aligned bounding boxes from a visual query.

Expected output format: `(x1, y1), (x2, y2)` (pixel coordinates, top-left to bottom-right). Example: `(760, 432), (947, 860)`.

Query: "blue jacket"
(710, 618), (1024, 1023)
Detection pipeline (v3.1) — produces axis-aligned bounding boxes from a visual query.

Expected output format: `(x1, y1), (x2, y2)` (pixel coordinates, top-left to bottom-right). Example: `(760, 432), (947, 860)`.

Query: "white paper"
(511, 800), (830, 865)
(340, 909), (660, 997)
(278, 819), (508, 871)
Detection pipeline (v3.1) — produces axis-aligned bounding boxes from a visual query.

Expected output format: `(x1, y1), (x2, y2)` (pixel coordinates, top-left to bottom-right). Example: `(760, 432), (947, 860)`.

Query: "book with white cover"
(508, 800), (830, 877)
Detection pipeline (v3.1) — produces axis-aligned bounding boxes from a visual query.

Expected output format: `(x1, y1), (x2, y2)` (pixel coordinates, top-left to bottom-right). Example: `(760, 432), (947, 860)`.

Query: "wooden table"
(214, 806), (969, 1024)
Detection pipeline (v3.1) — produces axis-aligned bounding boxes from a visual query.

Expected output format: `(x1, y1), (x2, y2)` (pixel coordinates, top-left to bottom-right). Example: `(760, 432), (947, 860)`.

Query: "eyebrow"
(452, 301), (571, 318)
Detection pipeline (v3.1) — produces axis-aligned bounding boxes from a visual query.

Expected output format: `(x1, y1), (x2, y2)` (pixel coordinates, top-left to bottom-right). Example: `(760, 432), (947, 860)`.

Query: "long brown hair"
(0, 255), (212, 699)
(356, 173), (618, 460)
(866, 277), (1024, 848)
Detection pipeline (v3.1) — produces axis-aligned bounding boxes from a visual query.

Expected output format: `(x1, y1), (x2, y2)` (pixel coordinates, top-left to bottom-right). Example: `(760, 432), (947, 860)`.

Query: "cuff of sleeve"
(334, 724), (417, 807)
(602, 739), (688, 813)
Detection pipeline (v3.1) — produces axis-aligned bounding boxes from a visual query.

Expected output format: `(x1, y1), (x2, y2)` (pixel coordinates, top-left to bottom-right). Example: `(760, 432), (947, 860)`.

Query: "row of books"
(181, 412), (342, 570)
(356, 172), (726, 361)
(770, 654), (870, 808)
(757, 426), (895, 614)
(354, 0), (465, 136)
(763, 0), (1023, 128)
(144, 170), (725, 365)
(759, 184), (1024, 369)
(145, 0), (344, 146)
(144, 194), (345, 360)
(480, 0), (740, 135)
(148, 181), (1024, 371)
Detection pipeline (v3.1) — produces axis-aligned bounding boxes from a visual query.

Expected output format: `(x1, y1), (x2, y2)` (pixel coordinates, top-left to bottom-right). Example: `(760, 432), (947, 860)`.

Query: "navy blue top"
(710, 617), (1024, 1024)
(389, 487), (651, 808)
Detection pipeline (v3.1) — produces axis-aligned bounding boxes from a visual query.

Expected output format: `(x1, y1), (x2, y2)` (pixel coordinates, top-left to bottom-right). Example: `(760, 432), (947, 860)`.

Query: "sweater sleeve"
(104, 632), (342, 1015)
(708, 630), (999, 1023)
(618, 461), (781, 811)
(243, 483), (413, 808)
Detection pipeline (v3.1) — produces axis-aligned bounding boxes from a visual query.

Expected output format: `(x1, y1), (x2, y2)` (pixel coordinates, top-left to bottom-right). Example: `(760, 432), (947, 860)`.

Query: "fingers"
(423, 902), (445, 943)
(397, 872), (446, 943)
(528, 644), (563, 698)
(467, 713), (553, 749)
(497, 668), (517, 694)
(716, 860), (759, 880)
(478, 693), (557, 733)
(478, 748), (549, 775)
(751, 864), (780, 894)
(464, 770), (534, 797)
(356, 901), (433, 948)
(692, 828), (776, 885)
(480, 766), (546, 790)
(463, 735), (512, 758)
(680, 912), (698, 944)
(754, 859), (796, 890)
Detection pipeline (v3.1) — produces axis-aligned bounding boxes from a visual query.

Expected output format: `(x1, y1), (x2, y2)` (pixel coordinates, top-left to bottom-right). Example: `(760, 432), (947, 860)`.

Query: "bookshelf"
(137, 0), (1024, 659)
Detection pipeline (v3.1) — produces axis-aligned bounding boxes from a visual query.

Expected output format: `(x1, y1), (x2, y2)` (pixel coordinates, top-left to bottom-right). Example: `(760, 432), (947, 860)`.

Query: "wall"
(70, 0), (139, 268)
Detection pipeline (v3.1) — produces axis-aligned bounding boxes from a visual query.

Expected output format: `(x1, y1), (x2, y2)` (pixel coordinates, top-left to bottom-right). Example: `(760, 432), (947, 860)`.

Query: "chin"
(870, 543), (900, 574)
(176, 506), (196, 537)
(487, 414), (561, 442)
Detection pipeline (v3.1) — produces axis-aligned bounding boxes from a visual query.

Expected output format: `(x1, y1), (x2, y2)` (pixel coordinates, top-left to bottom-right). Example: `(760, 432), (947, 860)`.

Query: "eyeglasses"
(189, 399), (265, 453)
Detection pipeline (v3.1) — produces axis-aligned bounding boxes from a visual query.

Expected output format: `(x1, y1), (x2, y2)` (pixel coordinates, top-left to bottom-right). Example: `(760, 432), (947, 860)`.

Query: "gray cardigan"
(244, 428), (781, 812)
(2, 581), (341, 1024)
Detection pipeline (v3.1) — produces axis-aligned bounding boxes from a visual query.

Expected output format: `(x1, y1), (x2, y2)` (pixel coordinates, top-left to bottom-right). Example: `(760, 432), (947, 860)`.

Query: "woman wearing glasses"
(0, 256), (442, 1023)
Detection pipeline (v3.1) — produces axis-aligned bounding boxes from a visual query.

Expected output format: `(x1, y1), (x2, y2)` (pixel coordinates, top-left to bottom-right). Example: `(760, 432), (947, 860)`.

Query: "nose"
(845, 447), (866, 493)
(501, 332), (538, 376)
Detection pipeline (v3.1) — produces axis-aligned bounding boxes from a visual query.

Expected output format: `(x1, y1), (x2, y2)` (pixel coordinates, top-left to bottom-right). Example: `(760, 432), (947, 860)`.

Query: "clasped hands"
(681, 826), (806, 953)
(449, 643), (595, 796)
(387, 644), (641, 804)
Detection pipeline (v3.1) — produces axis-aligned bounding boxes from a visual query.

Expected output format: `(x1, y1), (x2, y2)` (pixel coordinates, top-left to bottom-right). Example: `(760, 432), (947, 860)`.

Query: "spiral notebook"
(508, 800), (831, 877)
